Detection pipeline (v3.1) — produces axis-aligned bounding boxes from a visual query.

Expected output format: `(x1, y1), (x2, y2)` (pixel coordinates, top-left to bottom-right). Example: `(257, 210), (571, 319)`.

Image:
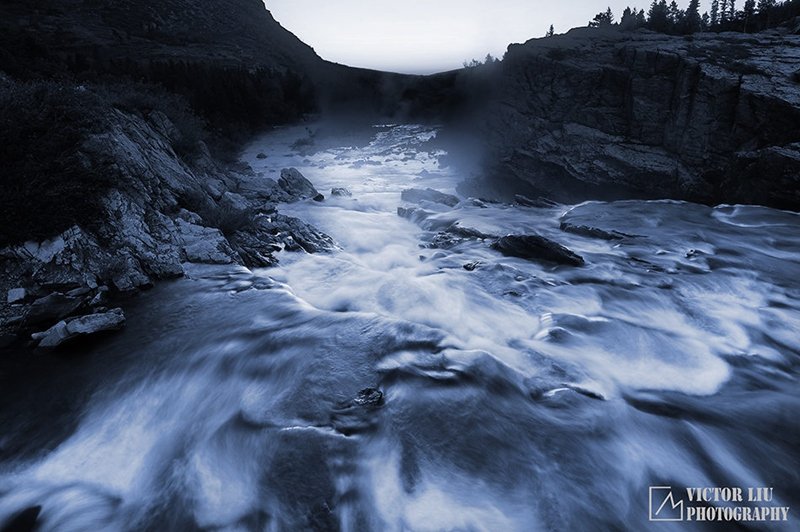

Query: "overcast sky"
(266, 1), (711, 74)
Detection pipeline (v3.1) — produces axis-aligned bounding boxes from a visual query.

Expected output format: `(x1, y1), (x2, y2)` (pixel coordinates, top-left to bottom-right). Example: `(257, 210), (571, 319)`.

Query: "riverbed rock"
(331, 187), (352, 197)
(278, 168), (319, 201)
(560, 222), (627, 241)
(491, 235), (585, 266)
(401, 188), (460, 207)
(34, 308), (126, 347)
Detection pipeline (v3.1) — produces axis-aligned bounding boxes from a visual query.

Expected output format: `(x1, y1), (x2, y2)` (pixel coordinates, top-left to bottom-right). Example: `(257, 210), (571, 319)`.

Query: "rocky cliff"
(476, 26), (800, 210)
(0, 90), (334, 348)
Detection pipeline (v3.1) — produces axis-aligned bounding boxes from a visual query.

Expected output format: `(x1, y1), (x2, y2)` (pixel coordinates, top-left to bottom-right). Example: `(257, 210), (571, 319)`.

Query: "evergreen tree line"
(583, 0), (800, 34)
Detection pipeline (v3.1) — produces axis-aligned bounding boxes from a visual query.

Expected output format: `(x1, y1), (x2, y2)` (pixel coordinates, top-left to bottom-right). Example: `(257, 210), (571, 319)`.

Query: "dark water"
(0, 124), (798, 531)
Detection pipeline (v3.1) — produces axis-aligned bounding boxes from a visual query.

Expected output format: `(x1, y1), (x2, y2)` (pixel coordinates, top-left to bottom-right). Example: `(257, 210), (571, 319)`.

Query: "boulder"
(256, 152), (268, 159)
(491, 235), (585, 266)
(7, 288), (26, 304)
(35, 308), (126, 348)
(23, 293), (83, 326)
(278, 168), (319, 201)
(331, 187), (352, 197)
(400, 188), (459, 207)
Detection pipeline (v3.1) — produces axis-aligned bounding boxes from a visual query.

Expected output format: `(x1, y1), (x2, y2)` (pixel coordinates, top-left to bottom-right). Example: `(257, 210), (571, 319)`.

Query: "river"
(0, 123), (798, 531)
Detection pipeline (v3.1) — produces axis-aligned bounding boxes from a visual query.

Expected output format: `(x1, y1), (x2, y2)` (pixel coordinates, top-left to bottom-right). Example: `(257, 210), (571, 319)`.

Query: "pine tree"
(743, 0), (756, 29)
(546, 24), (555, 37)
(648, 0), (670, 32)
(685, 0), (702, 32)
(729, 0), (737, 19)
(711, 0), (720, 25)
(589, 7), (615, 27)
(721, 0), (729, 21)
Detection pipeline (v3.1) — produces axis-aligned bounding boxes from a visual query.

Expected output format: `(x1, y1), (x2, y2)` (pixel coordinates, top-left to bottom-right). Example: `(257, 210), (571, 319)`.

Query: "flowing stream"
(0, 123), (798, 531)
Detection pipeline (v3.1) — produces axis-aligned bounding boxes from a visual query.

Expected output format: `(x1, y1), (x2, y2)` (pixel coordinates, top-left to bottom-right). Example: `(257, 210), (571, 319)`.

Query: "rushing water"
(0, 123), (798, 531)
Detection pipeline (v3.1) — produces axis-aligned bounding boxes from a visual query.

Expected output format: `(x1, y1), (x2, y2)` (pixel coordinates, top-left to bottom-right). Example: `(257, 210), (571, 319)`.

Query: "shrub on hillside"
(0, 79), (111, 247)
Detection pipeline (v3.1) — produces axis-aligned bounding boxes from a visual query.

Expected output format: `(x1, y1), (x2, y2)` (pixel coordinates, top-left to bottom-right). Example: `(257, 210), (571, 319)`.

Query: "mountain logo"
(650, 486), (684, 521)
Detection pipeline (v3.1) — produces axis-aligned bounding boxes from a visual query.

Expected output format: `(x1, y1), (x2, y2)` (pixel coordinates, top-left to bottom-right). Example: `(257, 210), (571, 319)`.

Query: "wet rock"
(313, 193), (325, 202)
(256, 152), (268, 159)
(397, 206), (432, 224)
(331, 387), (385, 436)
(278, 168), (319, 201)
(491, 235), (585, 266)
(354, 387), (384, 407)
(331, 187), (352, 197)
(463, 261), (482, 271)
(401, 188), (459, 207)
(6, 288), (26, 304)
(34, 308), (125, 348)
(22, 293), (83, 326)
(515, 194), (559, 208)
(559, 222), (627, 241)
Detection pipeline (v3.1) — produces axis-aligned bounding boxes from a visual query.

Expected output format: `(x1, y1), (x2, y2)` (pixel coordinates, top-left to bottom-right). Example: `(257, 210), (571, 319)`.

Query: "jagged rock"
(176, 219), (237, 264)
(23, 293), (83, 326)
(278, 168), (319, 201)
(7, 288), (25, 304)
(331, 187), (352, 197)
(560, 222), (627, 241)
(491, 235), (585, 266)
(353, 388), (384, 407)
(401, 188), (459, 207)
(34, 308), (125, 347)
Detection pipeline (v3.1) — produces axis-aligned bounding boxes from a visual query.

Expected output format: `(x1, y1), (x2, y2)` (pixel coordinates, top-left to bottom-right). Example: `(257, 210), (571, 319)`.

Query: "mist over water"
(0, 123), (798, 530)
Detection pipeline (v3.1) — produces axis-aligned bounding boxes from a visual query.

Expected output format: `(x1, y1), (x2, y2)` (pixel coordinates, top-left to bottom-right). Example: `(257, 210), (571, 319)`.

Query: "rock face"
(491, 235), (585, 266)
(480, 27), (800, 210)
(0, 109), (335, 344)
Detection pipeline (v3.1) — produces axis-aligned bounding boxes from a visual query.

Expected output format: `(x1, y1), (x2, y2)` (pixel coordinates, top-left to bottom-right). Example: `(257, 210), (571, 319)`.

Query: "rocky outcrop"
(478, 27), (800, 210)
(278, 168), (321, 201)
(0, 109), (334, 346)
(491, 235), (585, 266)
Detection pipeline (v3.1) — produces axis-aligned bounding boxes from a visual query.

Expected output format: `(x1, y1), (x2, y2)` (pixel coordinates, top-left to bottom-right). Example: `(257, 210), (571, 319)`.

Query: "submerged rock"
(491, 235), (585, 266)
(401, 188), (459, 207)
(560, 222), (629, 241)
(353, 387), (384, 407)
(278, 168), (320, 201)
(256, 152), (268, 159)
(331, 187), (352, 197)
(463, 261), (482, 271)
(33, 308), (125, 347)
(515, 194), (559, 208)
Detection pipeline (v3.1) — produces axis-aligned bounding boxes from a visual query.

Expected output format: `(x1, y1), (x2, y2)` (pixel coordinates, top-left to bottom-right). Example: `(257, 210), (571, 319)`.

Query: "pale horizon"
(266, 1), (711, 74)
